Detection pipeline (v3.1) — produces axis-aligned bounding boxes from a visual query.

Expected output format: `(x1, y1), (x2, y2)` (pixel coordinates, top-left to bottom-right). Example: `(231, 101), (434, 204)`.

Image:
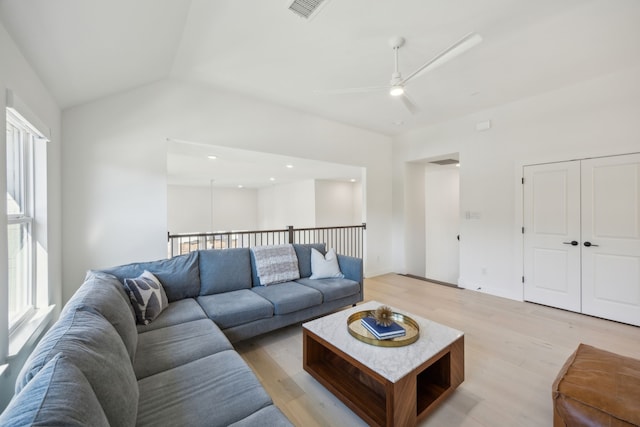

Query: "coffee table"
(303, 301), (464, 427)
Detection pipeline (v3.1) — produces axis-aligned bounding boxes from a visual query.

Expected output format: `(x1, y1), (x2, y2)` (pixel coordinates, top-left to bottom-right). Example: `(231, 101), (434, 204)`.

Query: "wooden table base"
(303, 329), (464, 427)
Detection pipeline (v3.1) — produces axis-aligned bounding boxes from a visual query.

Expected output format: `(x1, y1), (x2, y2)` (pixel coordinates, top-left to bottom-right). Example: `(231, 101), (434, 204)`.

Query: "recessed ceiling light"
(269, 177), (276, 182)
(237, 184), (243, 189)
(207, 155), (217, 160)
(286, 164), (294, 169)
(350, 178), (356, 182)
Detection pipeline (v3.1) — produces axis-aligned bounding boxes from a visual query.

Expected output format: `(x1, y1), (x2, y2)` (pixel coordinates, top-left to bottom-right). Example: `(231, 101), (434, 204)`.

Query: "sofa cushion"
(199, 248), (252, 295)
(63, 270), (138, 361)
(337, 253), (364, 284)
(197, 290), (273, 329)
(250, 244), (300, 286)
(228, 405), (293, 427)
(124, 270), (168, 324)
(134, 318), (233, 379)
(310, 248), (344, 279)
(292, 243), (326, 278)
(0, 354), (110, 427)
(101, 251), (200, 302)
(251, 281), (323, 315)
(80, 270), (136, 319)
(136, 298), (208, 333)
(136, 350), (274, 427)
(15, 309), (139, 427)
(296, 277), (361, 302)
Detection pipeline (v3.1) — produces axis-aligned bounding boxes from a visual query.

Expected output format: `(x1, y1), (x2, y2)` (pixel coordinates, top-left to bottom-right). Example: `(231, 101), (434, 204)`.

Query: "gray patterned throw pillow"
(123, 270), (168, 324)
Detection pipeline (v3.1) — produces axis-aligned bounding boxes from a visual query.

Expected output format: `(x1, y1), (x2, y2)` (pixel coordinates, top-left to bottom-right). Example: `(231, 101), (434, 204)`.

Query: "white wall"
(425, 165), (460, 284)
(314, 180), (362, 227)
(352, 181), (363, 225)
(62, 78), (393, 301)
(258, 180), (316, 229)
(0, 22), (62, 411)
(168, 185), (258, 233)
(211, 187), (258, 231)
(171, 180), (360, 236)
(403, 162), (426, 277)
(393, 64), (640, 300)
(167, 185), (211, 233)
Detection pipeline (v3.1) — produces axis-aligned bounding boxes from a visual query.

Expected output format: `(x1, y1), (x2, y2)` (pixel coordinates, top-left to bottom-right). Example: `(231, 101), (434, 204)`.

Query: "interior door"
(581, 153), (640, 326)
(523, 161), (582, 312)
(425, 165), (460, 284)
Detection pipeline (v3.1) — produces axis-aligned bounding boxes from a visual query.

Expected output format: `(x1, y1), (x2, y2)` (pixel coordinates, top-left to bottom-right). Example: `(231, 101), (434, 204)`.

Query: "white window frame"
(6, 109), (38, 333)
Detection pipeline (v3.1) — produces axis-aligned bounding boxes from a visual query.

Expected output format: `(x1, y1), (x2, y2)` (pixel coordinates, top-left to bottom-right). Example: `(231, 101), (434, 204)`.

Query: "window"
(6, 109), (40, 331)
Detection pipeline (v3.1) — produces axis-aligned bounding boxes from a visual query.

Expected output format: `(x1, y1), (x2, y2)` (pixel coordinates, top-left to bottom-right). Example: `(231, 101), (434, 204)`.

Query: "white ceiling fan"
(323, 32), (482, 114)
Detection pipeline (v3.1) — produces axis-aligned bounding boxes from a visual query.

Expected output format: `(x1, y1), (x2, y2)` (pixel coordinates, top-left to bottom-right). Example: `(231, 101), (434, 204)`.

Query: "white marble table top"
(303, 300), (464, 383)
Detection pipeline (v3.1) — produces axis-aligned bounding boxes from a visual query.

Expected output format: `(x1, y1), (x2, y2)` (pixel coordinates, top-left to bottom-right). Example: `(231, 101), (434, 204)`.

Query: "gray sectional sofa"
(0, 243), (363, 426)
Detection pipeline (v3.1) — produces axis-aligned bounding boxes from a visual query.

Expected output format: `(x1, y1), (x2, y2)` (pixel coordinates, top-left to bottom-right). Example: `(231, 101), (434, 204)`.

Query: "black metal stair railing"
(168, 223), (366, 259)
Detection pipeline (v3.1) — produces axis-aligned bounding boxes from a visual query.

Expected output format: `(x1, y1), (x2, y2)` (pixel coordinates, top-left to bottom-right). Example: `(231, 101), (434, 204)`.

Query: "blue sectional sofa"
(0, 244), (363, 426)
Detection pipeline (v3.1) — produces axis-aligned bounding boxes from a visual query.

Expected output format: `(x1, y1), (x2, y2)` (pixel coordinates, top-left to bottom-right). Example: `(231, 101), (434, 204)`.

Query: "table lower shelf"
(303, 329), (464, 427)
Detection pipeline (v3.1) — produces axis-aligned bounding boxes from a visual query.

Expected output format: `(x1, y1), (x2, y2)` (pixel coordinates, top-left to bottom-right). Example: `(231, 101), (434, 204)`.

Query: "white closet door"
(523, 161), (582, 312)
(581, 153), (640, 326)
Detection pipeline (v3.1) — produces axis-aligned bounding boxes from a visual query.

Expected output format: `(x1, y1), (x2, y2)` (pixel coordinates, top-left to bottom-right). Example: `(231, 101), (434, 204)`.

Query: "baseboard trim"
(400, 274), (461, 289)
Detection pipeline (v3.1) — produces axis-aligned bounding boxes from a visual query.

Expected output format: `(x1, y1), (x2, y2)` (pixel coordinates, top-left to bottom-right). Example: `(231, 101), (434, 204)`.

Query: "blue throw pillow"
(124, 270), (168, 324)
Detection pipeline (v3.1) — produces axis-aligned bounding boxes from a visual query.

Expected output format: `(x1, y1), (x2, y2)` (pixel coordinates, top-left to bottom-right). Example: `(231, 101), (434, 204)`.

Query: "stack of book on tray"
(361, 317), (406, 340)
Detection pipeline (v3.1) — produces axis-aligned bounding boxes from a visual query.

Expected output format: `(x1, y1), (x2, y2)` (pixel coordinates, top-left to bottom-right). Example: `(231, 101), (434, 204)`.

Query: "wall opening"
(166, 139), (365, 234)
(404, 153), (460, 286)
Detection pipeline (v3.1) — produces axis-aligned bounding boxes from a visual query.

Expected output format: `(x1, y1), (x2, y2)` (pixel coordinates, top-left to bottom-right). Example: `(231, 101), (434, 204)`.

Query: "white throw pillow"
(310, 248), (344, 279)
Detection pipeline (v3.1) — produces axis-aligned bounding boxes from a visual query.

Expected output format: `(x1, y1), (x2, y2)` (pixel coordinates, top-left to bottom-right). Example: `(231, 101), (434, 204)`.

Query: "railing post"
(287, 225), (294, 244)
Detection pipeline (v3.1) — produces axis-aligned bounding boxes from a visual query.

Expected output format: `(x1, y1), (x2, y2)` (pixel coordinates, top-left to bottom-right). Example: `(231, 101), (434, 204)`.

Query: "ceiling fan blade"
(398, 92), (419, 115)
(315, 85), (389, 95)
(402, 32), (482, 85)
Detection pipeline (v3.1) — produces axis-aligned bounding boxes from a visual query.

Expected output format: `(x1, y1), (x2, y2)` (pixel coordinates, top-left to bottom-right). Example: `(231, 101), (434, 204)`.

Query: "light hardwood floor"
(235, 274), (640, 426)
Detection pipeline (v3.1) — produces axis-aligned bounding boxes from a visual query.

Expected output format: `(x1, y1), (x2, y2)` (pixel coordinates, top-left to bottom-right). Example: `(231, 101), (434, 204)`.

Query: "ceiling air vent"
(430, 159), (459, 166)
(288, 0), (329, 20)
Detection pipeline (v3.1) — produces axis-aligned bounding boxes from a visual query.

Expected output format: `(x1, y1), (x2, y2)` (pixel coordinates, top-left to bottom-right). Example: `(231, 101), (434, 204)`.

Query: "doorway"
(404, 155), (460, 286)
(425, 160), (460, 285)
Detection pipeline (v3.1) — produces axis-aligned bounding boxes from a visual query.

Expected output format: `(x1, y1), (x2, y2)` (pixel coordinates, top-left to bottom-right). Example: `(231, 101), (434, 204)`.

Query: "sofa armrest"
(337, 255), (363, 286)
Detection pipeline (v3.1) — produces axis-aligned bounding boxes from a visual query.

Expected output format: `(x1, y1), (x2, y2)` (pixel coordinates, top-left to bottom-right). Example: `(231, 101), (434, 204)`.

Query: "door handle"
(583, 241), (599, 247)
(562, 241), (579, 246)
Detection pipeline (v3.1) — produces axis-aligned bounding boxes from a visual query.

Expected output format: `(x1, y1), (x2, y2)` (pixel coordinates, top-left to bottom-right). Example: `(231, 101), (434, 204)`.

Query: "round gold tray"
(347, 310), (420, 347)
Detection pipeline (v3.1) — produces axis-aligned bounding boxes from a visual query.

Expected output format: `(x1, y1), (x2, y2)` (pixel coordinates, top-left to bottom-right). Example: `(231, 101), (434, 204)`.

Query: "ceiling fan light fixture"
(390, 85), (404, 96)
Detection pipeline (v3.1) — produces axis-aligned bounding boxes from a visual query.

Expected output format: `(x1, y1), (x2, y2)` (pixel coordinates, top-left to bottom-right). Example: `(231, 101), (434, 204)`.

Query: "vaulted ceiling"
(1, 0), (639, 137)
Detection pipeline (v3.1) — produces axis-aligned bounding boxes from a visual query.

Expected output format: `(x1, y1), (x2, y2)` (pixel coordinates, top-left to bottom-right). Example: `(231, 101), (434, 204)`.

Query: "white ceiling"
(167, 139), (362, 188)
(1, 0), (639, 186)
(1, 0), (639, 137)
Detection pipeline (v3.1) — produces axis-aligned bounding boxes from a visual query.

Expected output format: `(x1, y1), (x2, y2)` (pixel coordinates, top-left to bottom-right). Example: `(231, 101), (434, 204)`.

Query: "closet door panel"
(523, 161), (581, 312)
(581, 153), (640, 326)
